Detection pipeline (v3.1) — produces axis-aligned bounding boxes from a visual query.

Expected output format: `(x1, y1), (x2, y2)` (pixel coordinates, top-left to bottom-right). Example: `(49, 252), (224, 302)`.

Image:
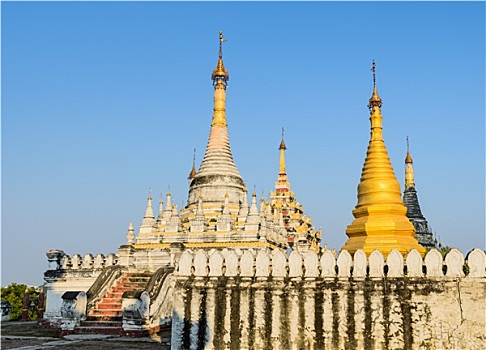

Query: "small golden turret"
(274, 128), (291, 194)
(405, 137), (415, 188)
(342, 61), (425, 256)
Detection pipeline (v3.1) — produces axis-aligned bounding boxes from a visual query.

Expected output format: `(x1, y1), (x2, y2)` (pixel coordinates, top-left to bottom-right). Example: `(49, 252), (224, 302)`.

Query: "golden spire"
(405, 137), (415, 188)
(342, 61), (425, 256)
(279, 127), (287, 174)
(188, 148), (197, 180)
(186, 31), (245, 211)
(275, 128), (291, 195)
(211, 31), (229, 127)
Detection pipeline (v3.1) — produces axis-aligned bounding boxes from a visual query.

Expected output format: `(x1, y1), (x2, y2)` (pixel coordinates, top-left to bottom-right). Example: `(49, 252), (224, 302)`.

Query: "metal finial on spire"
(405, 136), (413, 164)
(219, 31), (227, 59)
(188, 148), (197, 180)
(279, 127), (287, 150)
(148, 187), (152, 199)
(212, 31), (229, 83)
(368, 59), (382, 110)
(371, 60), (377, 87)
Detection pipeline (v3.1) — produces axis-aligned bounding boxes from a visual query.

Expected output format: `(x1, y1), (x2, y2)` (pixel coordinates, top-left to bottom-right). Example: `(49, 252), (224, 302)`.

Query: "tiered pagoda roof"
(342, 61), (425, 256)
(132, 32), (290, 251)
(403, 141), (436, 249)
(269, 129), (321, 253)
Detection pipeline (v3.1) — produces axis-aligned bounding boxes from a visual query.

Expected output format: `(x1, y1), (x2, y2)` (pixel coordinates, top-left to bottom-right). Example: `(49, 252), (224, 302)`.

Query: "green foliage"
(427, 244), (453, 258)
(437, 245), (452, 258)
(0, 283), (41, 320)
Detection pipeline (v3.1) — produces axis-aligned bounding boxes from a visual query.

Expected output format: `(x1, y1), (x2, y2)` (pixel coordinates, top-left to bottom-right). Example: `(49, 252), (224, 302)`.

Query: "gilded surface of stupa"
(342, 61), (426, 256)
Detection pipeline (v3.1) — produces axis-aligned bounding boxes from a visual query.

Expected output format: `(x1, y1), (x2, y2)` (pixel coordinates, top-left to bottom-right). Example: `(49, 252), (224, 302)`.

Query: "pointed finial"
(371, 60), (377, 87)
(219, 31), (227, 59)
(142, 192), (155, 225)
(279, 127), (287, 150)
(157, 196), (164, 222)
(126, 222), (135, 245)
(368, 59), (382, 110)
(405, 136), (413, 164)
(148, 187), (152, 200)
(188, 148), (197, 180)
(212, 31), (229, 83)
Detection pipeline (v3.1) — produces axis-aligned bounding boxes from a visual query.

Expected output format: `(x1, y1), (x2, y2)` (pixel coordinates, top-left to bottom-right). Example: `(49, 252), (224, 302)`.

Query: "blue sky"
(2, 1), (484, 287)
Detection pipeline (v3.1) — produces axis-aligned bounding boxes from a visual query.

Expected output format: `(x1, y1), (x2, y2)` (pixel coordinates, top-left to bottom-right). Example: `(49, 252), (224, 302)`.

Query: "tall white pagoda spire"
(187, 31), (246, 210)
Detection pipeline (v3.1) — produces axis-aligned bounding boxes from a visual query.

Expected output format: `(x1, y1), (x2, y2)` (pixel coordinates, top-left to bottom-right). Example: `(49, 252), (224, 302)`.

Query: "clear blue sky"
(2, 1), (484, 287)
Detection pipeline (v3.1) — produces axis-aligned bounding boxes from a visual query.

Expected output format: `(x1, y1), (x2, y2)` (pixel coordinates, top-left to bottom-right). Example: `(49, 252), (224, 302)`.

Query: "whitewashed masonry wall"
(171, 248), (486, 350)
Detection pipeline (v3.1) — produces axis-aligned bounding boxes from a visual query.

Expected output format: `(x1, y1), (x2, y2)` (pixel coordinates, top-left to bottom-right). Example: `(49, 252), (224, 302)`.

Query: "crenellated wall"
(171, 248), (486, 350)
(44, 250), (119, 319)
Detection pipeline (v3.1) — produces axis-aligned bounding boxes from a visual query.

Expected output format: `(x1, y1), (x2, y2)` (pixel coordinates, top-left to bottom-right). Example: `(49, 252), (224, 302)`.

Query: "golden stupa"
(342, 61), (426, 256)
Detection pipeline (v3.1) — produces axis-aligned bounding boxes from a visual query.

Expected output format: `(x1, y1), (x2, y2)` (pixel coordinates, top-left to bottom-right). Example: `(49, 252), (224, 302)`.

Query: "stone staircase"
(76, 272), (152, 335)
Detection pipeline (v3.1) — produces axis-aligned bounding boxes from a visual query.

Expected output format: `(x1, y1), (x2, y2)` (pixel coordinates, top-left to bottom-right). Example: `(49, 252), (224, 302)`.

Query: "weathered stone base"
(171, 276), (485, 350)
(171, 248), (486, 350)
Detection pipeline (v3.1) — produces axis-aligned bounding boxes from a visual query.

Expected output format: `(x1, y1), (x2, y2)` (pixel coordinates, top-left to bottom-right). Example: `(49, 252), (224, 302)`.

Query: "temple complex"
(41, 34), (485, 349)
(129, 32), (320, 259)
(130, 32), (295, 258)
(403, 139), (436, 249)
(342, 61), (425, 256)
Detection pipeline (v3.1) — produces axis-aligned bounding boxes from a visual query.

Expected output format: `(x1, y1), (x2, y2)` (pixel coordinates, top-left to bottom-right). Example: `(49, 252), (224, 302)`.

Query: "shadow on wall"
(170, 248), (486, 350)
(172, 303), (209, 350)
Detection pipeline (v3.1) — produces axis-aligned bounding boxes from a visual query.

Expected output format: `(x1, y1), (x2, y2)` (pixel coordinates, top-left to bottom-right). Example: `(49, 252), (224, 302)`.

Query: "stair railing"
(86, 265), (126, 314)
(144, 267), (175, 327)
